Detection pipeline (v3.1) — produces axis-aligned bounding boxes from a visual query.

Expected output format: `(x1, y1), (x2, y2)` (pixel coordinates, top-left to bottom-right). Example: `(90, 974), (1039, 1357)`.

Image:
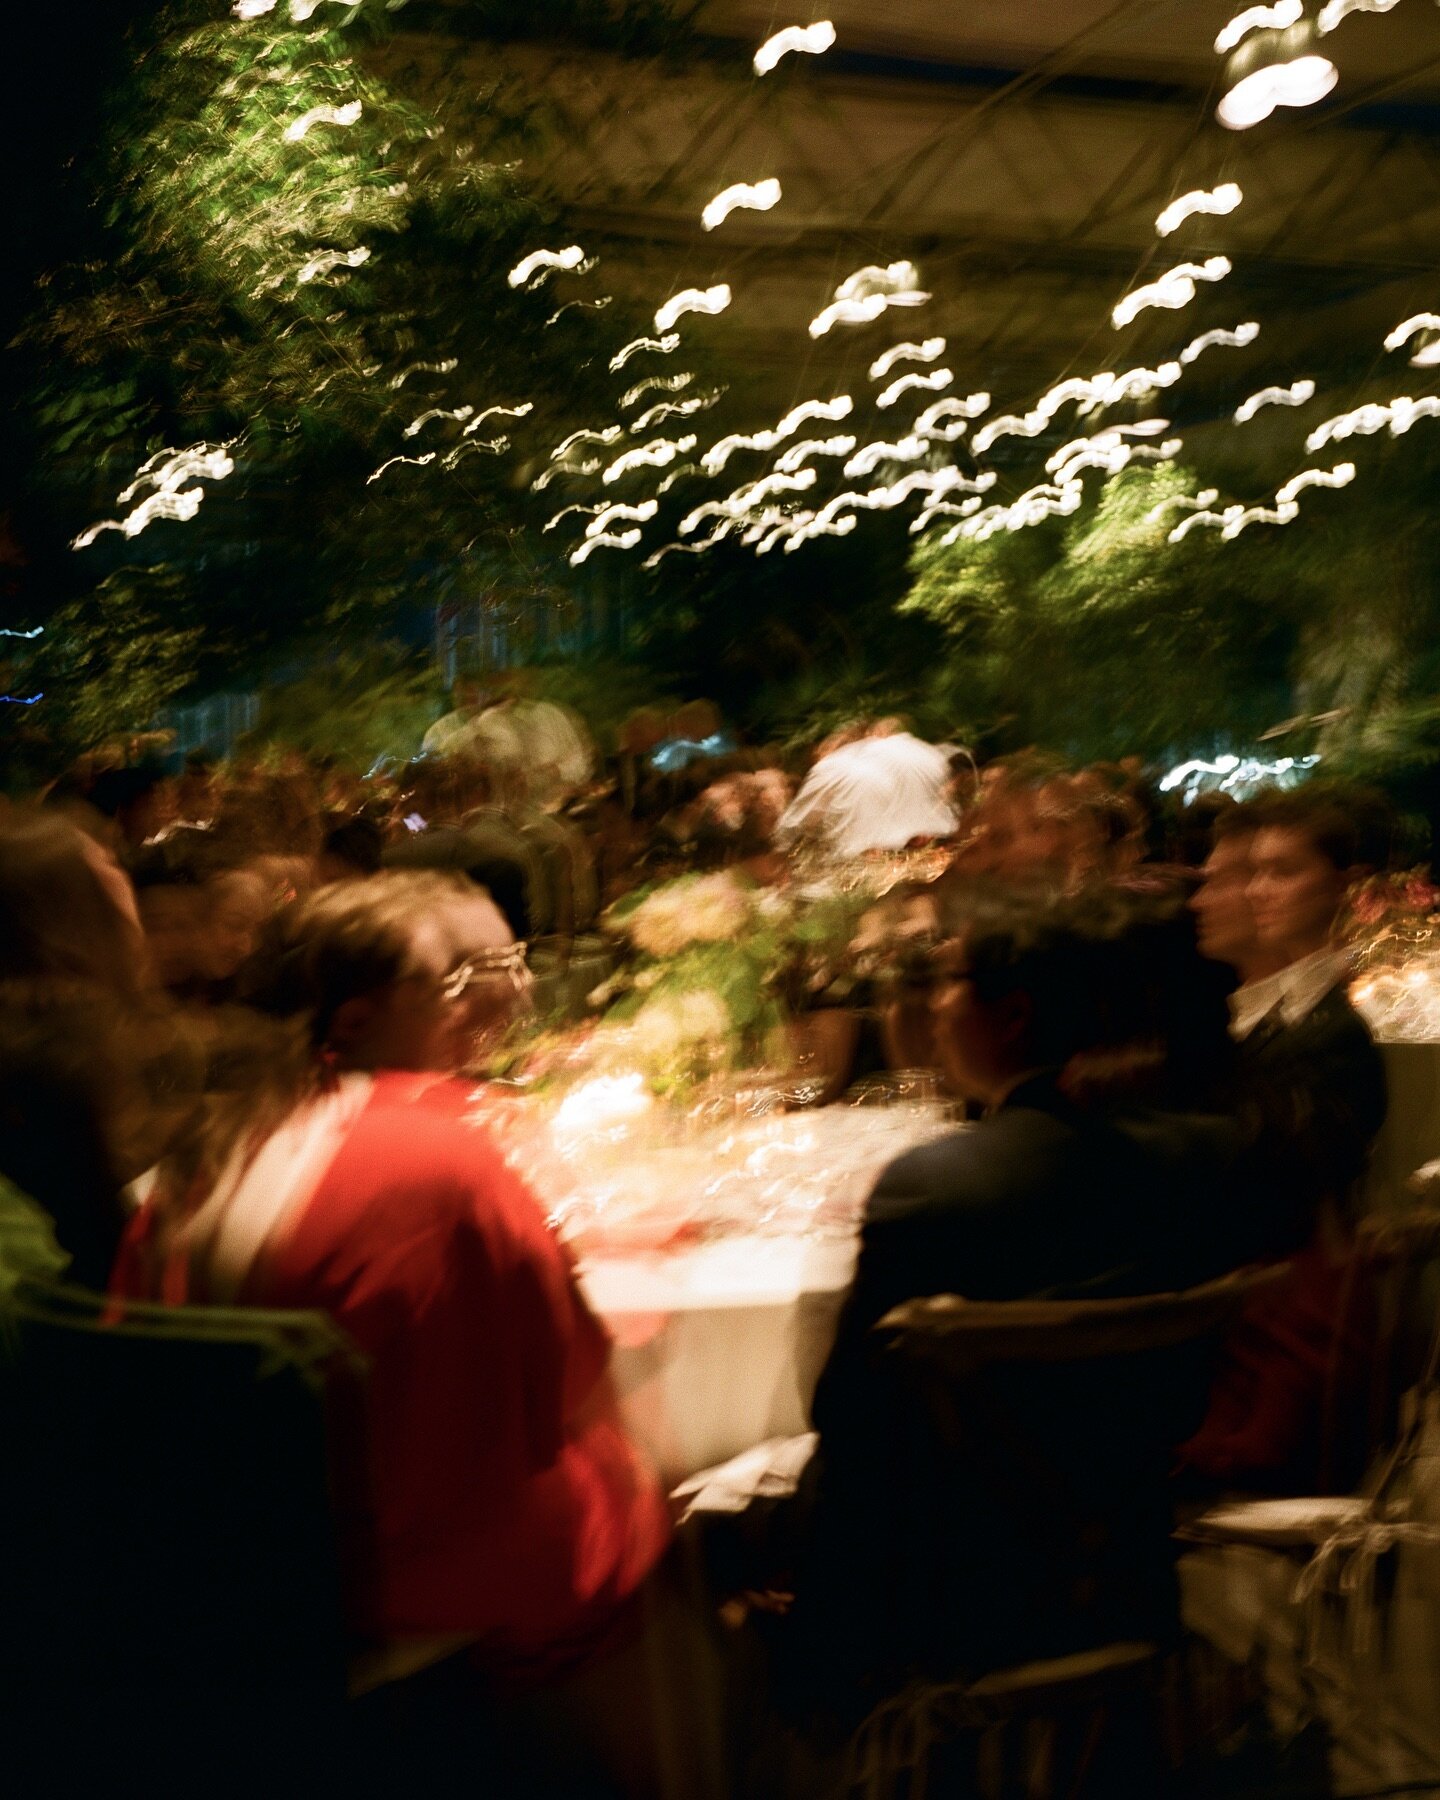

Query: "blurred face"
(202, 871), (270, 982)
(1248, 826), (1351, 962)
(137, 886), (207, 990)
(440, 892), (533, 1057)
(332, 918), (472, 1074)
(929, 937), (1029, 1106)
(1190, 833), (1259, 971)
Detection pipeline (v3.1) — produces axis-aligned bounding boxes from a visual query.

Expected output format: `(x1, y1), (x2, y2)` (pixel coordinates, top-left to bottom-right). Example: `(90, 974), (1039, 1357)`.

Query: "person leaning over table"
(110, 872), (725, 1800)
(744, 886), (1267, 1730)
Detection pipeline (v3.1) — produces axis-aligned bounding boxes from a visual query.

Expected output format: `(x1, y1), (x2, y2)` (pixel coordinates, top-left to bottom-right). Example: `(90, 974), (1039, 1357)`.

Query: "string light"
(911, 495), (986, 534)
(1144, 488), (1221, 523)
(387, 358), (458, 389)
(403, 405), (473, 438)
(842, 436), (928, 478)
(1306, 395), (1440, 451)
(944, 483), (1084, 545)
(601, 435), (698, 484)
(876, 368), (954, 409)
(1233, 378), (1315, 423)
(1215, 2), (1303, 55)
(296, 246), (370, 285)
(550, 427), (624, 460)
(75, 441), (237, 547)
(655, 286), (732, 333)
(1155, 182), (1244, 236)
(972, 412), (1050, 453)
(1385, 313), (1440, 363)
(701, 178), (782, 230)
(702, 397), (853, 474)
(915, 394), (991, 438)
(620, 373), (695, 408)
(1112, 257), (1231, 328)
(366, 452), (436, 484)
(1180, 322), (1261, 363)
(610, 335), (681, 370)
(569, 529), (641, 566)
(507, 246), (587, 289)
(773, 436), (857, 472)
(869, 339), (947, 380)
(543, 504), (604, 532)
(283, 100), (362, 143)
(1318, 0), (1403, 30)
(1275, 461), (1356, 504)
(586, 500), (659, 536)
(545, 297), (612, 327)
(754, 20), (837, 75)
(463, 403), (533, 434)
(809, 262), (930, 338)
(0, 693), (43, 706)
(0, 626), (42, 639)
(630, 395), (717, 431)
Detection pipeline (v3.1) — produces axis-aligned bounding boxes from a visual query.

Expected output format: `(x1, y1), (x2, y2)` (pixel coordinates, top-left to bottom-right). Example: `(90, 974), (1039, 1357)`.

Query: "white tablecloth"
(579, 1236), (857, 1485)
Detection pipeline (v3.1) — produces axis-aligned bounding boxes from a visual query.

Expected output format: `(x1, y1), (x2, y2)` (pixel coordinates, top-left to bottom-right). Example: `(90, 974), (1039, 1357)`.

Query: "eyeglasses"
(439, 942), (531, 1001)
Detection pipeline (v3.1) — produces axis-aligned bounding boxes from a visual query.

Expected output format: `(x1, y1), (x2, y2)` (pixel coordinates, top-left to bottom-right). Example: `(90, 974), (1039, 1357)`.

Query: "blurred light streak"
(464, 403), (534, 434)
(546, 297), (613, 326)
(655, 286), (732, 332)
(1180, 322), (1260, 363)
(296, 246), (370, 285)
(1215, 1), (1302, 54)
(774, 435), (857, 472)
(1318, 0), (1403, 31)
(754, 20), (837, 74)
(842, 436), (929, 477)
(75, 441), (237, 547)
(630, 396), (716, 431)
(602, 435), (698, 483)
(621, 373), (695, 408)
(587, 500), (659, 536)
(569, 529), (641, 565)
(876, 368), (954, 408)
(507, 246), (587, 289)
(283, 101), (362, 143)
(701, 179), (782, 230)
(1275, 461), (1356, 504)
(809, 263), (930, 338)
(703, 397), (853, 473)
(869, 339), (947, 380)
(366, 452), (436, 484)
(1112, 257), (1231, 328)
(388, 359), (458, 389)
(611, 335), (681, 370)
(1234, 379), (1315, 423)
(1155, 182), (1243, 236)
(403, 405), (473, 438)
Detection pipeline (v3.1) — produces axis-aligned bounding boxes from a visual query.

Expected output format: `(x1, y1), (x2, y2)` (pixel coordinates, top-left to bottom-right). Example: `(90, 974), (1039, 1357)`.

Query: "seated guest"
(1188, 802), (1287, 987)
(777, 720), (958, 861)
(0, 814), (193, 1285)
(1182, 786), (1391, 1490)
(112, 874), (687, 1788)
(763, 891), (1262, 1716)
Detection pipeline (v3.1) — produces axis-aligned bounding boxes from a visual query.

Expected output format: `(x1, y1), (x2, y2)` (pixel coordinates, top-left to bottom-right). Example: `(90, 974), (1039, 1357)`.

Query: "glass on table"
(846, 1068), (940, 1110)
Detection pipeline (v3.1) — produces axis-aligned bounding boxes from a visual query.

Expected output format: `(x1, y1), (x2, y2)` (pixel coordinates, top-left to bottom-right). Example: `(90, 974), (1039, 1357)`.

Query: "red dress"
(112, 1072), (671, 1677)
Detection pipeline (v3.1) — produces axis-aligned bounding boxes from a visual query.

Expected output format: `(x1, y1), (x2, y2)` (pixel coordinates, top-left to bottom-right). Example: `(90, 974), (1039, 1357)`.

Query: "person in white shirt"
(776, 719), (959, 862)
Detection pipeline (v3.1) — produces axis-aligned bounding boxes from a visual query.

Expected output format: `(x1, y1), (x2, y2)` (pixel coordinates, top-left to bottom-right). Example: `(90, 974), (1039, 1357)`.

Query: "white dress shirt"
(777, 732), (958, 860)
(1229, 946), (1353, 1041)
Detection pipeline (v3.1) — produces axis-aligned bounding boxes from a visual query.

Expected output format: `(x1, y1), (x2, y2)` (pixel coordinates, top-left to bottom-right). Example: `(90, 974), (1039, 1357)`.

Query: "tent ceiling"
(382, 3), (1440, 410)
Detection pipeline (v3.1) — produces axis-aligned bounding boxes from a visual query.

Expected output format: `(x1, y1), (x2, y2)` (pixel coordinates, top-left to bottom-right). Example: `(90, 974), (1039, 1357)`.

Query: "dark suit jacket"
(777, 1079), (1265, 1714)
(1236, 981), (1387, 1245)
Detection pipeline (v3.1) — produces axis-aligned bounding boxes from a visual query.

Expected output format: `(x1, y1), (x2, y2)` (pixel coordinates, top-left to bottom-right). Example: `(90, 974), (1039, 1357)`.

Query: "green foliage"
(241, 644), (443, 771)
(36, 566), (204, 758)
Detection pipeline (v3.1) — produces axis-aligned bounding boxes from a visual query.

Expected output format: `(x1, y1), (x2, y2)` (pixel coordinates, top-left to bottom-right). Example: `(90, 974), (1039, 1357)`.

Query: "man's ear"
(328, 993), (380, 1054)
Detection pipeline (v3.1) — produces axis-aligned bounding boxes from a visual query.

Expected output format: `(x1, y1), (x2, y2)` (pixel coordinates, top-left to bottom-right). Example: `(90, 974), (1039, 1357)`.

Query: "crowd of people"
(0, 688), (1408, 1795)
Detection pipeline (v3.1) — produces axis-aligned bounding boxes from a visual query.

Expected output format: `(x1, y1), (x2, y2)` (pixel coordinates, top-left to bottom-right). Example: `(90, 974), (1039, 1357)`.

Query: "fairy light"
(876, 368), (954, 409)
(1215, 1), (1303, 54)
(1180, 322), (1261, 363)
(441, 438), (507, 468)
(1221, 501), (1300, 539)
(702, 397), (853, 474)
(1307, 396), (1440, 451)
(971, 412), (1050, 453)
(1318, 0), (1403, 30)
(809, 262), (930, 338)
(531, 460), (600, 491)
(754, 20), (837, 74)
(681, 471), (818, 536)
(773, 435), (857, 472)
(1275, 461), (1356, 504)
(283, 100), (362, 143)
(915, 394), (991, 440)
(1159, 752), (1319, 797)
(507, 246), (587, 289)
(944, 483), (1084, 546)
(403, 405), (473, 438)
(1234, 379), (1315, 423)
(1385, 313), (1440, 361)
(543, 504), (604, 532)
(587, 500), (659, 537)
(546, 298), (613, 327)
(911, 495), (986, 534)
(75, 441), (237, 548)
(551, 427), (624, 460)
(1155, 182), (1244, 237)
(367, 452), (437, 484)
(1113, 258), (1231, 328)
(233, 0), (277, 15)
(388, 358), (458, 389)
(1098, 362), (1184, 407)
(842, 436), (928, 478)
(610, 335), (681, 371)
(869, 339), (947, 380)
(463, 403), (534, 434)
(1144, 488), (1221, 523)
(569, 529), (642, 566)
(655, 465), (699, 496)
(620, 373), (695, 409)
(601, 435), (698, 484)
(701, 178), (782, 230)
(296, 246), (370, 286)
(655, 286), (732, 333)
(630, 396), (716, 431)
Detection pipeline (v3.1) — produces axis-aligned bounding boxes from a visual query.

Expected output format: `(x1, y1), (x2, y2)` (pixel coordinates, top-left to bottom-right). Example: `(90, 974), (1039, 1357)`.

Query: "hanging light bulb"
(1217, 11), (1338, 129)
